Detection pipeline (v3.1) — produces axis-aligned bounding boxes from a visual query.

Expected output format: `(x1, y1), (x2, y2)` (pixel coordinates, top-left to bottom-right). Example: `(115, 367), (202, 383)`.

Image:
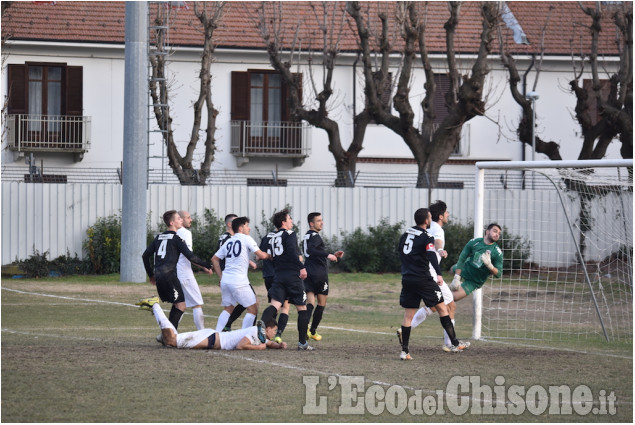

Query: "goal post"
(472, 159), (633, 344)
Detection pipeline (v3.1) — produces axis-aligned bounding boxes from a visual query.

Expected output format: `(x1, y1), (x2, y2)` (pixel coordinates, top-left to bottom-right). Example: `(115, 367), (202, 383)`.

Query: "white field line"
(2, 286), (632, 359)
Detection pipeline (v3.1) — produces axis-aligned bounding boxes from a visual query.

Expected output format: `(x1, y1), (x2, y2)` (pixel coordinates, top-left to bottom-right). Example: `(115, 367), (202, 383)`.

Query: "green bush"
(443, 221), (475, 271)
(189, 208), (225, 260)
(338, 218), (404, 273)
(52, 251), (91, 276)
(84, 213), (122, 274)
(16, 249), (51, 278)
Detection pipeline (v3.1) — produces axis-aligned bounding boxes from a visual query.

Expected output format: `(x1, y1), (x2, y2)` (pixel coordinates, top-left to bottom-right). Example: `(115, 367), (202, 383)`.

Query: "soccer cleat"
(449, 340), (471, 353)
(441, 344), (452, 353)
(156, 333), (164, 345)
(256, 320), (267, 344)
(137, 296), (160, 311)
(307, 330), (322, 341)
(273, 335), (283, 344)
(400, 350), (412, 360)
(297, 342), (316, 351)
(396, 328), (403, 346)
(222, 326), (232, 332)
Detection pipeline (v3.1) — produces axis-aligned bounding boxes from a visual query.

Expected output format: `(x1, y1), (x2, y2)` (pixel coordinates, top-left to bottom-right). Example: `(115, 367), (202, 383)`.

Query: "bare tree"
(256, 1), (370, 187)
(347, 1), (501, 187)
(149, 1), (225, 185)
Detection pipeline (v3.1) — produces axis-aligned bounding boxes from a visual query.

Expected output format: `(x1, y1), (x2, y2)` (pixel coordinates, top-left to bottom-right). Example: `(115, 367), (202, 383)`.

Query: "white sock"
(216, 310), (230, 332)
(193, 307), (205, 330)
(153, 304), (175, 332)
(411, 307), (429, 329)
(444, 319), (455, 346)
(242, 313), (256, 329)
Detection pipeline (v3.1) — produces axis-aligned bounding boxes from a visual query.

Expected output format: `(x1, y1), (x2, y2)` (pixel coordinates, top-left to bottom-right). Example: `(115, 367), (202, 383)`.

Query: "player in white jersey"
(136, 296), (287, 350)
(212, 217), (271, 332)
(176, 210), (206, 330)
(410, 200), (458, 352)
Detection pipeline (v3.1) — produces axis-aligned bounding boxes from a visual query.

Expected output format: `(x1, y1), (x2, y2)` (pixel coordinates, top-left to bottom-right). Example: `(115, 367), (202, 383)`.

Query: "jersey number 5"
(402, 234), (415, 254)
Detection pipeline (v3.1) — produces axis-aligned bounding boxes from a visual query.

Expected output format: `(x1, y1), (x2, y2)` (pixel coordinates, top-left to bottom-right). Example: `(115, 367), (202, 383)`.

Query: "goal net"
(472, 159), (633, 344)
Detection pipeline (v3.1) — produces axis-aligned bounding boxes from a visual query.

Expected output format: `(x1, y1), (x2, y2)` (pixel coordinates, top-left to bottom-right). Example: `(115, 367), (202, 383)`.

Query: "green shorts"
(461, 279), (484, 296)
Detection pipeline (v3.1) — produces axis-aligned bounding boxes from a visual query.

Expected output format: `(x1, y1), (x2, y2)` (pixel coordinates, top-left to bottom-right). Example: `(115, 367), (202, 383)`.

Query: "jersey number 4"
(402, 234), (415, 254)
(157, 240), (168, 258)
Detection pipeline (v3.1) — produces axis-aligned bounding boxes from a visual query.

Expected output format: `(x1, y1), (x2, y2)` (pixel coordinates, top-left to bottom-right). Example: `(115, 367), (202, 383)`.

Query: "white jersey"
(428, 221), (445, 263)
(176, 227), (195, 278)
(218, 326), (261, 350)
(214, 233), (260, 286)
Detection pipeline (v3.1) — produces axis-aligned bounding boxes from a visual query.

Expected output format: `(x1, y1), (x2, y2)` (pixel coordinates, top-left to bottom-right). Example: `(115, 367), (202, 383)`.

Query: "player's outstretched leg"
(439, 315), (470, 352)
(224, 304), (246, 331)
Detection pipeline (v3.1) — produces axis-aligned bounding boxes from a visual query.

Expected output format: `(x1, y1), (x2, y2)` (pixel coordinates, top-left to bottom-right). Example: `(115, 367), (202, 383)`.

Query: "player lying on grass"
(137, 296), (287, 350)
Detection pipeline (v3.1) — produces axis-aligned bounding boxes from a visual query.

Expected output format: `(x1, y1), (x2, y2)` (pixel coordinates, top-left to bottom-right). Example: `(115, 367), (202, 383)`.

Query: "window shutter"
(7, 64), (27, 115)
(66, 66), (83, 116)
(231, 71), (249, 121)
(282, 72), (302, 122)
(433, 73), (451, 124)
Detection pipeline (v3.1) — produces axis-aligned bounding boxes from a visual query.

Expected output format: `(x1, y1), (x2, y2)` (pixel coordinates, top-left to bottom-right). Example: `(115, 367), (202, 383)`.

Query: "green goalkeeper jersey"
(456, 237), (503, 284)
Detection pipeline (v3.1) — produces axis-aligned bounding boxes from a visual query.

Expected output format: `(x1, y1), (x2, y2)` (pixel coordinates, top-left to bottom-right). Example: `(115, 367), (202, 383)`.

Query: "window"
(7, 62), (84, 152)
(430, 73), (463, 156)
(230, 70), (306, 158)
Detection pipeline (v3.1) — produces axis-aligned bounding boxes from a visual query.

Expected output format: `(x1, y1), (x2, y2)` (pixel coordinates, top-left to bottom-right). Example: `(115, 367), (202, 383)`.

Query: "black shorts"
(155, 273), (185, 304)
(264, 276), (274, 302)
(399, 275), (444, 309)
(304, 275), (329, 296)
(268, 271), (306, 306)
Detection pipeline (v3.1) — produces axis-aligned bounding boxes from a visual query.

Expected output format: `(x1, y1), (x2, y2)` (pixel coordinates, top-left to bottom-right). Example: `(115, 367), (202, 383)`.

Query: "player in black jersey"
(396, 208), (469, 360)
(259, 230), (290, 343)
(303, 212), (344, 341)
(260, 208), (314, 351)
(142, 210), (213, 331)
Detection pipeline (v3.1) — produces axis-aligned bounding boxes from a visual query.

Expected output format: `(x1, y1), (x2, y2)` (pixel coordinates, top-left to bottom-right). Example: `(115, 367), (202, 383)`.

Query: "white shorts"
(220, 282), (257, 308)
(179, 274), (204, 307)
(440, 281), (454, 304)
(176, 329), (214, 349)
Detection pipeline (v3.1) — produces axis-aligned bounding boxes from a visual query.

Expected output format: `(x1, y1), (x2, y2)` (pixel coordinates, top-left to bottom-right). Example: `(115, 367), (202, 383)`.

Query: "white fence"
(2, 181), (631, 266)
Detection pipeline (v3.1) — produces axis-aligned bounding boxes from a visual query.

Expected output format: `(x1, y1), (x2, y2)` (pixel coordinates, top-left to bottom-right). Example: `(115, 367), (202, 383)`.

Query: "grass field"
(2, 272), (632, 422)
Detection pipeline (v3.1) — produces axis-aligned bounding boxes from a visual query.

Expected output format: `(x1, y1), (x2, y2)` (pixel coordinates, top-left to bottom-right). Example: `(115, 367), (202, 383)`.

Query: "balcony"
(7, 114), (91, 162)
(230, 120), (311, 166)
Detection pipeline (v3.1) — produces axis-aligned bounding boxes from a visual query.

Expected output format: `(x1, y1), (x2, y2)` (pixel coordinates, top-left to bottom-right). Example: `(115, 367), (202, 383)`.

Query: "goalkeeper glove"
(450, 274), (462, 291)
(480, 251), (494, 270)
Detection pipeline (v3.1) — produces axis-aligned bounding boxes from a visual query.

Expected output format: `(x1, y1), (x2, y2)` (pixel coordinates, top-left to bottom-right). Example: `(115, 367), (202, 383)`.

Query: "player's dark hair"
(272, 208), (290, 229)
(429, 200), (447, 222)
(414, 208), (430, 226)
(265, 318), (278, 329)
(163, 210), (178, 227)
(487, 223), (502, 232)
(307, 212), (321, 225)
(231, 216), (250, 233)
(224, 214), (237, 225)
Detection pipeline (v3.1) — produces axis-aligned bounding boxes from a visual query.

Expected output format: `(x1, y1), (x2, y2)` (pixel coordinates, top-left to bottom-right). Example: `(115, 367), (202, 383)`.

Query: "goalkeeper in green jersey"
(449, 223), (503, 302)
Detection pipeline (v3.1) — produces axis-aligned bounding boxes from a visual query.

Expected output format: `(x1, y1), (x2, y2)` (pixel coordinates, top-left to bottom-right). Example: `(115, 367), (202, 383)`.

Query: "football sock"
(298, 310), (310, 344)
(411, 307), (429, 329)
(440, 315), (459, 346)
(261, 305), (278, 324)
(193, 307), (205, 330)
(401, 325), (411, 352)
(242, 313), (256, 329)
(443, 319), (454, 347)
(153, 304), (175, 331)
(306, 303), (314, 330)
(226, 304), (246, 328)
(276, 312), (289, 337)
(311, 305), (324, 334)
(168, 305), (184, 330)
(215, 310), (230, 332)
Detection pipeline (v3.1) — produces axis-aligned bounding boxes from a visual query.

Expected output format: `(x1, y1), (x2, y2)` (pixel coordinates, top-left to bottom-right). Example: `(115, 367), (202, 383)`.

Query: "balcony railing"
(7, 114), (91, 154)
(230, 120), (311, 165)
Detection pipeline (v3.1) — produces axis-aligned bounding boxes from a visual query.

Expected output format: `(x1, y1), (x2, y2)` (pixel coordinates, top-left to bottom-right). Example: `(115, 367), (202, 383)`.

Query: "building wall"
(1, 43), (624, 176)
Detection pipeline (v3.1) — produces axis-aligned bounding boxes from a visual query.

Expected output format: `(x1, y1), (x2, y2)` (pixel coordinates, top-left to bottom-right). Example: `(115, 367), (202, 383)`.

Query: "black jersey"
(398, 226), (440, 278)
(217, 231), (232, 270)
(303, 230), (329, 280)
(259, 232), (276, 279)
(142, 231), (212, 278)
(269, 228), (305, 274)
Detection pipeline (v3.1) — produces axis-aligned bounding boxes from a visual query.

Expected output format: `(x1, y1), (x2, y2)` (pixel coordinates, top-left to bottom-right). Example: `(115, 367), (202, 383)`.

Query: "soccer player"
(259, 230), (289, 343)
(141, 210), (213, 331)
(212, 217), (271, 332)
(176, 210), (206, 330)
(137, 296), (287, 350)
(260, 208), (315, 351)
(397, 208), (469, 360)
(410, 200), (458, 352)
(303, 212), (344, 341)
(449, 223), (503, 302)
